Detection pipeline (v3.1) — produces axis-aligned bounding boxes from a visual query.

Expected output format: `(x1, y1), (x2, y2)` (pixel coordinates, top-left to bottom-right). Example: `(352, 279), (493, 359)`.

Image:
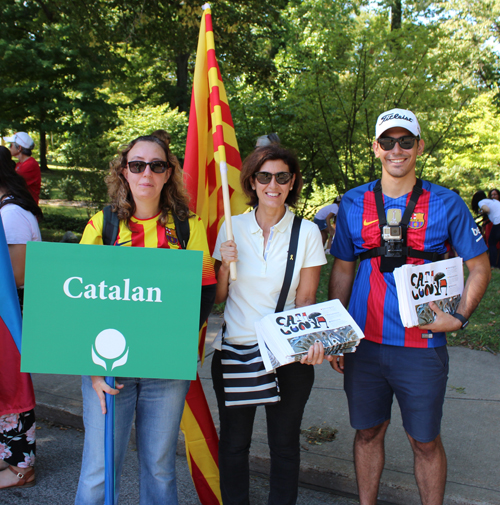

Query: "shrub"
(58, 176), (81, 201)
(40, 179), (56, 200)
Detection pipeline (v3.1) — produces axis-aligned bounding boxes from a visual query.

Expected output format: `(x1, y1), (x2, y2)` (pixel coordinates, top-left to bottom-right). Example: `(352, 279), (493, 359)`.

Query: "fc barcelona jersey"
(331, 180), (487, 347)
(81, 211), (217, 287)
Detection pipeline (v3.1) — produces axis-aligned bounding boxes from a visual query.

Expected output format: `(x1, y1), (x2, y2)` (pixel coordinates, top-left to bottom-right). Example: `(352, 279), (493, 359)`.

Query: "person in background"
(255, 132), (280, 148)
(75, 135), (216, 505)
(482, 189), (500, 256)
(472, 190), (500, 269)
(314, 195), (342, 250)
(3, 133), (41, 204)
(212, 144), (329, 505)
(489, 188), (500, 201)
(0, 145), (42, 489)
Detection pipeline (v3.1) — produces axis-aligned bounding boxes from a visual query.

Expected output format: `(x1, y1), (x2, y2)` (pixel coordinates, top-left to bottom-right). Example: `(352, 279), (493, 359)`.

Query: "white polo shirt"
(479, 198), (500, 225)
(213, 207), (326, 346)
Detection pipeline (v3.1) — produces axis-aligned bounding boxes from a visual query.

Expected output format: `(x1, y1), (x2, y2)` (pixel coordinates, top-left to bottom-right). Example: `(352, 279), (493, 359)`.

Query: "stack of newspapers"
(255, 299), (365, 372)
(393, 257), (464, 328)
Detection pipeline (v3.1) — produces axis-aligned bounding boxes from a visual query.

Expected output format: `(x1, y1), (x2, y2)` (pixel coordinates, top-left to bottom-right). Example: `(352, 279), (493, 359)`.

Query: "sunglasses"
(127, 161), (170, 174)
(378, 136), (419, 151)
(254, 171), (293, 185)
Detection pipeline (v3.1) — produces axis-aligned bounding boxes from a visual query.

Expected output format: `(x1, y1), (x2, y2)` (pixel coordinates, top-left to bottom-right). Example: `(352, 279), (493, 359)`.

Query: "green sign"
(21, 242), (202, 380)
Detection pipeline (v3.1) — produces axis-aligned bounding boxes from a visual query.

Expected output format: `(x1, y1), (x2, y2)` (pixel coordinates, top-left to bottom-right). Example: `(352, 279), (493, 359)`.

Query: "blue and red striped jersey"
(331, 180), (487, 348)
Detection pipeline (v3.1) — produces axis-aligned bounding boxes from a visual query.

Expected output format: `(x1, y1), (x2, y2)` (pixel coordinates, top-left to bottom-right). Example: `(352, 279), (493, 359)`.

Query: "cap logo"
(379, 112), (414, 125)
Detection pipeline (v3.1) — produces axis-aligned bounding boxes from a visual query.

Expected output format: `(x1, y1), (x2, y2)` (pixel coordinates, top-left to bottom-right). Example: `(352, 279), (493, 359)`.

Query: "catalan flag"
(181, 4), (247, 504)
(183, 3), (247, 254)
(0, 215), (35, 417)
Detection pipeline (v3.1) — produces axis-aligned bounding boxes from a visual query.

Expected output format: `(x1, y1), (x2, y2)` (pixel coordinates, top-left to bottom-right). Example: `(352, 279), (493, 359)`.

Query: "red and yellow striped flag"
(181, 4), (247, 505)
(183, 4), (247, 253)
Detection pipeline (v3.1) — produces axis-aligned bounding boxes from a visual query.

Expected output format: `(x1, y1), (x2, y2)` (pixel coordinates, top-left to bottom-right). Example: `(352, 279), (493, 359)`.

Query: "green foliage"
(39, 179), (57, 200)
(429, 90), (500, 203)
(105, 104), (189, 161)
(41, 214), (88, 234)
(58, 176), (81, 201)
(74, 169), (109, 218)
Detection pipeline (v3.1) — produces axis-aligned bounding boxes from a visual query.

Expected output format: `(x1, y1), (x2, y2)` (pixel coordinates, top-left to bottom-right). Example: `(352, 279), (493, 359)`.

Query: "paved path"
(32, 314), (500, 505)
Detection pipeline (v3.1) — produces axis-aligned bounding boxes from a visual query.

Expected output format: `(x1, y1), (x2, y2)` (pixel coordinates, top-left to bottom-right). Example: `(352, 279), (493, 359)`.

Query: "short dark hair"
(471, 190), (487, 214)
(488, 188), (500, 199)
(240, 144), (303, 207)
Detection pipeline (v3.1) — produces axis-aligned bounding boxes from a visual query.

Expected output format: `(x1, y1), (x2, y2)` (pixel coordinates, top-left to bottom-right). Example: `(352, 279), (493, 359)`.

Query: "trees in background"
(1, 0), (499, 206)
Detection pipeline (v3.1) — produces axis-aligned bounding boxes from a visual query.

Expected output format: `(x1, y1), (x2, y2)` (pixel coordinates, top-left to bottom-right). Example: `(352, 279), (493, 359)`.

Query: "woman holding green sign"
(75, 135), (216, 505)
(212, 144), (329, 505)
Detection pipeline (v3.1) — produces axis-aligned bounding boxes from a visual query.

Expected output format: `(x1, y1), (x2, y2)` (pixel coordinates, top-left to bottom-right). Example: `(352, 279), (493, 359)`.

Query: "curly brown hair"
(107, 135), (191, 225)
(240, 144), (303, 207)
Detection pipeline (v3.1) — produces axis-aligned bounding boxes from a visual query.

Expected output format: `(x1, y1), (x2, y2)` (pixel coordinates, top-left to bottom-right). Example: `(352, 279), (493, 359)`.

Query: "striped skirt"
(220, 341), (280, 408)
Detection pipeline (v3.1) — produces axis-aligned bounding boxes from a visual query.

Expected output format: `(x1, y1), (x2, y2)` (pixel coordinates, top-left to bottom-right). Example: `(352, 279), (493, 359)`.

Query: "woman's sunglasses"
(377, 136), (419, 151)
(127, 161), (170, 174)
(253, 171), (293, 185)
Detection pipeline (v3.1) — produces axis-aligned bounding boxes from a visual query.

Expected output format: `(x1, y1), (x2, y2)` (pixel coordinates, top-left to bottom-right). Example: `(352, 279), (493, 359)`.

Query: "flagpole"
(204, 3), (236, 280)
(104, 376), (115, 505)
(218, 160), (236, 280)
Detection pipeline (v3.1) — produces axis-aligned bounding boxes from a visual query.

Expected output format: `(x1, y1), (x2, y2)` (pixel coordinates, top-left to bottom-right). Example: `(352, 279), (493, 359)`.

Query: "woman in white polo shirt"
(472, 190), (500, 268)
(212, 144), (328, 505)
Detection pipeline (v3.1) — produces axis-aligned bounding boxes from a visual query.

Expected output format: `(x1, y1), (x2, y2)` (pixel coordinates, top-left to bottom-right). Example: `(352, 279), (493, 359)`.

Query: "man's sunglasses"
(127, 161), (170, 174)
(378, 136), (420, 151)
(253, 171), (293, 185)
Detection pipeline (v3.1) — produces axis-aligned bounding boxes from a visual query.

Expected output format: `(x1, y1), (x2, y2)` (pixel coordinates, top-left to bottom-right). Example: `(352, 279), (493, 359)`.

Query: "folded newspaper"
(254, 299), (365, 372)
(393, 257), (464, 328)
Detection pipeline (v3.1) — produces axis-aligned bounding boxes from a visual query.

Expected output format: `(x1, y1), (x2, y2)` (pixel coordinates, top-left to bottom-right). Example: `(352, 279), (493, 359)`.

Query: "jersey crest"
(409, 212), (425, 229)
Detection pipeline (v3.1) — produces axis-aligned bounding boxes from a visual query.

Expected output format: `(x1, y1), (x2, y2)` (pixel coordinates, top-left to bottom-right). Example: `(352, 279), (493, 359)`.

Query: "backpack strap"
(102, 205), (191, 249)
(173, 214), (190, 250)
(275, 215), (302, 313)
(102, 205), (120, 246)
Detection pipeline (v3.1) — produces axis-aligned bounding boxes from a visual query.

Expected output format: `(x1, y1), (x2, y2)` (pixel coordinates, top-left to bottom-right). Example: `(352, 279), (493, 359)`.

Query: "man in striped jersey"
(328, 109), (490, 505)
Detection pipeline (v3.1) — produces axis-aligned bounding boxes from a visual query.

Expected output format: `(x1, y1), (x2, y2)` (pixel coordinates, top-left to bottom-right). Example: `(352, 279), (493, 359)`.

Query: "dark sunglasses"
(127, 160), (170, 174)
(378, 136), (419, 151)
(254, 171), (293, 185)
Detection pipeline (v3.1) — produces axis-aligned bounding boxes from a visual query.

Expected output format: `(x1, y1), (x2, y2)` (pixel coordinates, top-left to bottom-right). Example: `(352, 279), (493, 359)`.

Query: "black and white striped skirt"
(220, 341), (280, 408)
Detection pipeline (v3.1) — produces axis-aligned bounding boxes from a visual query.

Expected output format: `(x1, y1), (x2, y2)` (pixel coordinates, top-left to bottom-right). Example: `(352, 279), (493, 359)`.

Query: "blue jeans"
(75, 376), (190, 505)
(212, 351), (314, 505)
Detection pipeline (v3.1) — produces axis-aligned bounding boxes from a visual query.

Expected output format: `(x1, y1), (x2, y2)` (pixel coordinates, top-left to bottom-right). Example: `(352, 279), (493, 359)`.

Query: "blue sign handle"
(104, 376), (115, 505)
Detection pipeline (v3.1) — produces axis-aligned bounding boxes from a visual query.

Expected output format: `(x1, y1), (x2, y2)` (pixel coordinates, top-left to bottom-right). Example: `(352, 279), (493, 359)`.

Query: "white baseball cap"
(375, 109), (421, 139)
(3, 132), (35, 150)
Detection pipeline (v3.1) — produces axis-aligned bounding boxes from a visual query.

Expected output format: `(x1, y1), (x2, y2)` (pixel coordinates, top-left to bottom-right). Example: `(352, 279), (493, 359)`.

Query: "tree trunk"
(39, 128), (49, 172)
(175, 52), (190, 113)
(391, 0), (402, 31)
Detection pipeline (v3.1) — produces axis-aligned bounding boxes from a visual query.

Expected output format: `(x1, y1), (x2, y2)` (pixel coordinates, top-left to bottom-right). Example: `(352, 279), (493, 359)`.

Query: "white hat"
(3, 132), (35, 150)
(375, 109), (421, 139)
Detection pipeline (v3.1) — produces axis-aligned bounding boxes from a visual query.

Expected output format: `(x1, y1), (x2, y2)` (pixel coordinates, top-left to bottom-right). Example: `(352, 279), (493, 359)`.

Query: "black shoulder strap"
(276, 215), (302, 313)
(400, 178), (423, 227)
(173, 214), (190, 250)
(373, 180), (387, 226)
(102, 205), (120, 246)
(359, 179), (439, 263)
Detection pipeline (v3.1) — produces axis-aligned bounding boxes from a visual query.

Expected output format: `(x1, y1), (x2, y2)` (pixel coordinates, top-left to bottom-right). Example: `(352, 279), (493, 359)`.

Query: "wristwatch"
(451, 312), (469, 329)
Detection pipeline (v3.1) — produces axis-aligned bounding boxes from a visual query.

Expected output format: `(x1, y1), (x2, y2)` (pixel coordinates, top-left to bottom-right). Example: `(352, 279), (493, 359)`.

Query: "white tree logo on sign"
(91, 329), (129, 371)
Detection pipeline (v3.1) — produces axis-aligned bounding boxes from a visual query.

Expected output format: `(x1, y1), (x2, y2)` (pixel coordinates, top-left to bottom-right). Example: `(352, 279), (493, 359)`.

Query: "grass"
(39, 205), (88, 242)
(448, 267), (500, 354)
